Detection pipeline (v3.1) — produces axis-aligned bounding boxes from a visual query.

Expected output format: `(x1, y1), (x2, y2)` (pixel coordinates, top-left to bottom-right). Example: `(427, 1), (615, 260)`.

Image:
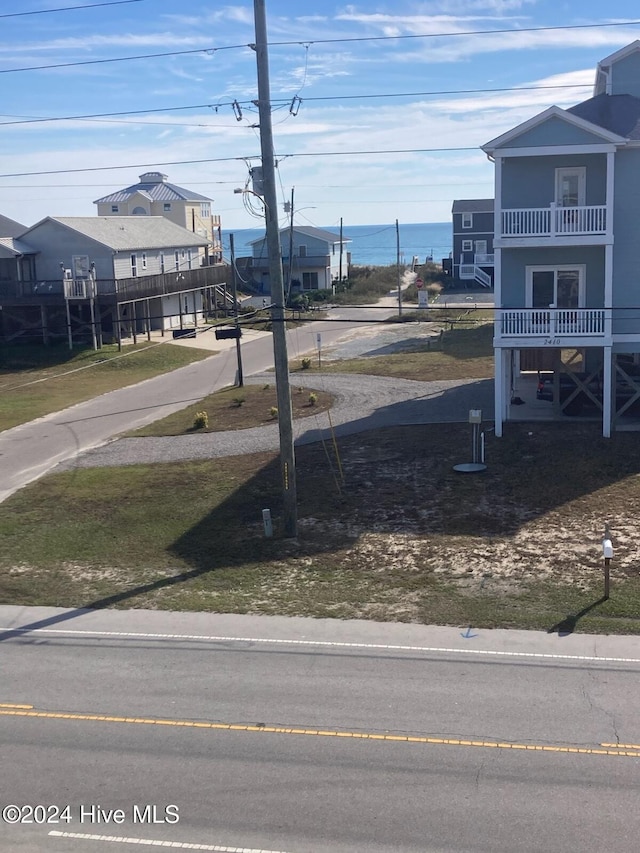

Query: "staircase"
(459, 264), (492, 288)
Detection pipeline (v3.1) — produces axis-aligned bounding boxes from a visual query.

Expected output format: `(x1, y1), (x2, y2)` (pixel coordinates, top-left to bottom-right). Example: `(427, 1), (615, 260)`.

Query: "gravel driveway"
(65, 372), (494, 469)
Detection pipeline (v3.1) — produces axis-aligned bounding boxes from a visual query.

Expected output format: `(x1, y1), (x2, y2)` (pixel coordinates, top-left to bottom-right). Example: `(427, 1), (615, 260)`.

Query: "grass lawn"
(0, 341), (211, 431)
(1, 421), (639, 635)
(290, 312), (494, 382)
(129, 383), (334, 436)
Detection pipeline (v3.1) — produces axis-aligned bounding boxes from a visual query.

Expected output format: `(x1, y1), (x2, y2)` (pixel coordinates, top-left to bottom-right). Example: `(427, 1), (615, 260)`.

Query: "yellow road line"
(1, 707), (639, 758)
(601, 742), (640, 750)
(0, 703), (33, 709)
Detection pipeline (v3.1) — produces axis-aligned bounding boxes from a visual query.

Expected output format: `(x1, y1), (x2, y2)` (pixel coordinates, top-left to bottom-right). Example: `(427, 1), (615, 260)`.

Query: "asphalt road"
(0, 302), (401, 503)
(1, 607), (639, 853)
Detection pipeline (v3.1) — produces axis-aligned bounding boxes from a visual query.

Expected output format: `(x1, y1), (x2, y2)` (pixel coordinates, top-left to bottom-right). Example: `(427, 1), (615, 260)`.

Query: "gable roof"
(482, 104), (626, 154)
(595, 40), (640, 95)
(452, 199), (493, 213)
(0, 213), (28, 238)
(248, 225), (350, 246)
(0, 236), (35, 256)
(567, 93), (640, 140)
(22, 216), (210, 252)
(94, 172), (212, 205)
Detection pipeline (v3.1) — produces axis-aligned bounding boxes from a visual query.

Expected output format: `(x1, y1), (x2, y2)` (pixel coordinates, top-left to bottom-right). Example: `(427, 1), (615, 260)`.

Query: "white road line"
(48, 829), (291, 851)
(4, 625), (640, 664)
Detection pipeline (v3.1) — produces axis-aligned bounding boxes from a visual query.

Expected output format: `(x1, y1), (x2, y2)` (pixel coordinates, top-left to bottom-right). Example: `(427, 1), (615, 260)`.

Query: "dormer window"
(163, 203), (171, 211)
(111, 205), (119, 213)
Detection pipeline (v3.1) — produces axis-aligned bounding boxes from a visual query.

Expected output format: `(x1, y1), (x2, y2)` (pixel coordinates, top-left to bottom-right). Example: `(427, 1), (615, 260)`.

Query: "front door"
(528, 266), (582, 308)
(556, 168), (586, 207)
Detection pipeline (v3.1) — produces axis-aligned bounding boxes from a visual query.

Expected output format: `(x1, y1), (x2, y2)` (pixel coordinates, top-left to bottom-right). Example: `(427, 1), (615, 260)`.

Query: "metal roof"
(24, 217), (210, 251)
(94, 172), (213, 205)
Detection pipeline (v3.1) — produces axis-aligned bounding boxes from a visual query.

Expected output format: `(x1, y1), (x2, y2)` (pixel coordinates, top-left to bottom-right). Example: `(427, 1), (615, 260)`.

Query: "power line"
(0, 147), (480, 179)
(1, 19), (639, 76)
(0, 0), (142, 19)
(0, 82), (594, 129)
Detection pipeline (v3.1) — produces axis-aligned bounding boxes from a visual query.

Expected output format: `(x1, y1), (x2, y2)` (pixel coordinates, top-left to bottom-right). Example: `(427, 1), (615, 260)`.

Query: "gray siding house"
(483, 40), (640, 437)
(239, 226), (350, 295)
(451, 199), (494, 288)
(1, 216), (229, 345)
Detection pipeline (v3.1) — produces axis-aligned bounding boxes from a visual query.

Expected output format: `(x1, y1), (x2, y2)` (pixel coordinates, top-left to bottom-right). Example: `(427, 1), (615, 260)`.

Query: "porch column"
(494, 347), (506, 437)
(602, 346), (613, 438)
(605, 151), (615, 243)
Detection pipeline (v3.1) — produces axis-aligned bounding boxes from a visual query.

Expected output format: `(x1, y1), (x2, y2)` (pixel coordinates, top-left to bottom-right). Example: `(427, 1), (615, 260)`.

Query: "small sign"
(316, 333), (321, 346)
(418, 291), (429, 309)
(416, 278), (424, 289)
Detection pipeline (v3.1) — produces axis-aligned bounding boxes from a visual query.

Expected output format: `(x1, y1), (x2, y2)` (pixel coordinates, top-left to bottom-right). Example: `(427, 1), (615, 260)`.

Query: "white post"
(494, 347), (505, 437)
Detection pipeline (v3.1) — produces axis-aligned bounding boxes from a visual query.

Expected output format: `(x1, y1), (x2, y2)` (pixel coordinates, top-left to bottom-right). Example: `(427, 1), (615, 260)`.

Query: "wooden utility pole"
(253, 0), (298, 537)
(228, 233), (244, 387)
(396, 218), (403, 316)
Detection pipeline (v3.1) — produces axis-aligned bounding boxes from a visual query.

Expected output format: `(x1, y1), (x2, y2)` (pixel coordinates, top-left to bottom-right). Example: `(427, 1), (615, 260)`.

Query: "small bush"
(308, 392), (318, 406)
(231, 396), (245, 408)
(269, 406), (278, 419)
(262, 384), (270, 390)
(301, 357), (312, 370)
(193, 411), (209, 429)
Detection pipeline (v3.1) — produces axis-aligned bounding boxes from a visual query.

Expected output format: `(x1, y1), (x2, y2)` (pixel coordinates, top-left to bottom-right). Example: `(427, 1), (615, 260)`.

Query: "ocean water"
(222, 222), (451, 268)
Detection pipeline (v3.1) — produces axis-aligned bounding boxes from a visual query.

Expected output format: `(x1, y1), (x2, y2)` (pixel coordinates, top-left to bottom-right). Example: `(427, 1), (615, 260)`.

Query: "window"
(298, 245), (307, 258)
(200, 203), (210, 218)
(302, 271), (318, 290)
(160, 253), (165, 273)
(462, 213), (473, 228)
(163, 203), (171, 211)
(475, 240), (487, 255)
(130, 254), (137, 277)
(462, 240), (473, 252)
(187, 249), (193, 270)
(175, 251), (180, 271)
(526, 265), (585, 308)
(132, 206), (147, 215)
(111, 205), (119, 213)
(142, 253), (147, 270)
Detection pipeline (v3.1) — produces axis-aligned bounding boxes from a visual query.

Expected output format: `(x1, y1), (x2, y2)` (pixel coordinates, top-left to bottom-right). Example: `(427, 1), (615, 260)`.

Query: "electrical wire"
(0, 0), (142, 19)
(0, 82), (601, 129)
(0, 147), (481, 179)
(1, 19), (639, 76)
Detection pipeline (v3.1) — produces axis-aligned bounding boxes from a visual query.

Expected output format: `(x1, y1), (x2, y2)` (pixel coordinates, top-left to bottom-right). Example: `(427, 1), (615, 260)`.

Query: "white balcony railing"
(474, 253), (494, 266)
(500, 204), (607, 238)
(498, 308), (606, 337)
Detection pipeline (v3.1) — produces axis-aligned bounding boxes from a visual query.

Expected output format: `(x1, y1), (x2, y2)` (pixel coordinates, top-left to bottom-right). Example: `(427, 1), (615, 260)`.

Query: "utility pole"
(287, 186), (295, 303)
(338, 216), (343, 293)
(228, 233), (244, 387)
(396, 218), (403, 317)
(252, 0), (297, 537)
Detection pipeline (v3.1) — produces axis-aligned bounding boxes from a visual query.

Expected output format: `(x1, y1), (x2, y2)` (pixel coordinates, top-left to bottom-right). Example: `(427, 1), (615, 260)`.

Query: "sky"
(2, 1), (640, 233)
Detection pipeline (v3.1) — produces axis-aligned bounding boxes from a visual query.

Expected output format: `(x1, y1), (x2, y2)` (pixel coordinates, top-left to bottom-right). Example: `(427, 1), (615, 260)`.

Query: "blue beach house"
(483, 40), (640, 437)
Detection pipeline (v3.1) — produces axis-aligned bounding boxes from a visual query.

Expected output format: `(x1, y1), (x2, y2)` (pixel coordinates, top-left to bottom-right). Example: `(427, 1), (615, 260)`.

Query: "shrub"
(262, 384), (270, 390)
(269, 406), (278, 419)
(193, 411), (209, 429)
(231, 396), (245, 408)
(301, 357), (312, 370)
(308, 392), (318, 406)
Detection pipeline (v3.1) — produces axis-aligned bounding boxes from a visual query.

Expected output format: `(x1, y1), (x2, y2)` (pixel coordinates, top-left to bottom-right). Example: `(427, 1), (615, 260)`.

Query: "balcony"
(497, 308), (607, 344)
(500, 204), (607, 239)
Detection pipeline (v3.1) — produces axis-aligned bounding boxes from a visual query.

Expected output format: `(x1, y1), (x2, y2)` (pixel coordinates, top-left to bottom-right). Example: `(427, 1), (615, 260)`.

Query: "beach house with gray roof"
(483, 40), (640, 437)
